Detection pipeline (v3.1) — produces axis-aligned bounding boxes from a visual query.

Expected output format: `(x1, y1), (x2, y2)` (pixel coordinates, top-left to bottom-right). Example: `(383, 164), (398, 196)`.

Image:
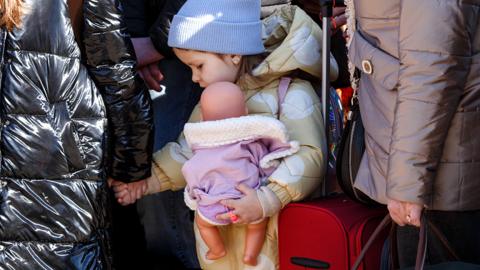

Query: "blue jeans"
(137, 58), (202, 269)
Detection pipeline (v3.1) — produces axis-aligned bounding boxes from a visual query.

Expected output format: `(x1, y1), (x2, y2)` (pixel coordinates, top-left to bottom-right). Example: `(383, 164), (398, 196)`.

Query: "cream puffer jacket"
(147, 6), (338, 269)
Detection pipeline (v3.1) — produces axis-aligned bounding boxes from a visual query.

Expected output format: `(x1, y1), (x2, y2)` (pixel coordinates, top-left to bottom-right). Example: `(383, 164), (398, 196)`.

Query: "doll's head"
(200, 82), (247, 121)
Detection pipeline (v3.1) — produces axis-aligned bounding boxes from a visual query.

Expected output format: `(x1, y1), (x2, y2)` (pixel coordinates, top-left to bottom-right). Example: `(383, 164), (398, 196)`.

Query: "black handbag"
(352, 215), (480, 270)
(335, 95), (376, 205)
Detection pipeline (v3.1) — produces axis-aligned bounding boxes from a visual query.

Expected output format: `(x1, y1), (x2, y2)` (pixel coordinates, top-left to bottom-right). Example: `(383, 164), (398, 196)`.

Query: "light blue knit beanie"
(168, 0), (265, 55)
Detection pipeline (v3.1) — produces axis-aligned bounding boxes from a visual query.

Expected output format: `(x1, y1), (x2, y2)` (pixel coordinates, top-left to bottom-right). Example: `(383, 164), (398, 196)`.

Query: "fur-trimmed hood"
(184, 115), (300, 169)
(185, 115), (292, 148)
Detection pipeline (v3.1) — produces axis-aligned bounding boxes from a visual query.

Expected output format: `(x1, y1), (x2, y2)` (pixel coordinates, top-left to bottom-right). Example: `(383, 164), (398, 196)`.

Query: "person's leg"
(137, 191), (198, 269)
(195, 212), (226, 260)
(137, 58), (202, 269)
(243, 218), (268, 266)
(397, 210), (480, 268)
(110, 198), (150, 270)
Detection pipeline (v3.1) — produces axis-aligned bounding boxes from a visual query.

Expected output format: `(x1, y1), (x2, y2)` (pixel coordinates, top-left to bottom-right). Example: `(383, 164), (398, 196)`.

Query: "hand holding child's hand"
(109, 178), (148, 206)
(216, 184), (263, 224)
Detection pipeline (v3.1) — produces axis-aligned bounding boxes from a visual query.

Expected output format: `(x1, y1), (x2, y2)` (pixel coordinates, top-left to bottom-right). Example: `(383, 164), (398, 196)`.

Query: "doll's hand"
(217, 184), (263, 224)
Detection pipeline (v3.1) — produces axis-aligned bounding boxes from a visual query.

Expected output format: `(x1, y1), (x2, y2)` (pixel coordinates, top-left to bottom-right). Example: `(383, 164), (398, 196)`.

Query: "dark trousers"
(137, 58), (202, 269)
(397, 210), (480, 268)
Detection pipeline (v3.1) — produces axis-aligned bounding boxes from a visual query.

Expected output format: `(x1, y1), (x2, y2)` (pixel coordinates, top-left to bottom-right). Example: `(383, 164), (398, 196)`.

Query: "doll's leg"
(243, 218), (269, 266)
(195, 212), (226, 260)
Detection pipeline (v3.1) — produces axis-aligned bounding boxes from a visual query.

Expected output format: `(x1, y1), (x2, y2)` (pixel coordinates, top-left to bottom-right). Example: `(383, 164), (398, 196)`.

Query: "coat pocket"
(348, 31), (399, 90)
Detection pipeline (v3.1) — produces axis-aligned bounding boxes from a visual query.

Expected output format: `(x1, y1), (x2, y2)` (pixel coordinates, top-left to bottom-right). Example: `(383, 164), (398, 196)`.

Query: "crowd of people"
(0, 0), (478, 269)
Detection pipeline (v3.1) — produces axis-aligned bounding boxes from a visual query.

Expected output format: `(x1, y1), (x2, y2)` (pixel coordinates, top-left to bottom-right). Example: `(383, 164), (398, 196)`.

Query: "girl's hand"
(216, 184), (263, 224)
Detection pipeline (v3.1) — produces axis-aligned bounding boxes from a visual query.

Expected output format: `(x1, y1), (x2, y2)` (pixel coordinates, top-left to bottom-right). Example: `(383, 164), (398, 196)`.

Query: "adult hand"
(138, 62), (164, 91)
(216, 184), (263, 224)
(131, 37), (163, 67)
(108, 177), (131, 205)
(387, 198), (423, 227)
(108, 177), (148, 206)
(332, 7), (347, 31)
(319, 7), (347, 33)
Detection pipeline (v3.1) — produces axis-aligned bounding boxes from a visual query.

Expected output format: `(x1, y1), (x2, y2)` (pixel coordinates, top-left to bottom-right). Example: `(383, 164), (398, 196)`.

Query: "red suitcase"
(278, 195), (388, 270)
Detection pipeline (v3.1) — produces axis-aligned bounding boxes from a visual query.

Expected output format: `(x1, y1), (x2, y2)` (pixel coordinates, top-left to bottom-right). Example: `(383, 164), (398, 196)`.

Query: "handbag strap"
(351, 215), (392, 270)
(352, 213), (460, 270)
(415, 214), (460, 270)
(277, 77), (291, 119)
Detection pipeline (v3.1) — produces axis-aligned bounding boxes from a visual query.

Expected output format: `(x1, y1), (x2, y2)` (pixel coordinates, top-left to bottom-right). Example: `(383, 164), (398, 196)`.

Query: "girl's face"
(174, 48), (241, 88)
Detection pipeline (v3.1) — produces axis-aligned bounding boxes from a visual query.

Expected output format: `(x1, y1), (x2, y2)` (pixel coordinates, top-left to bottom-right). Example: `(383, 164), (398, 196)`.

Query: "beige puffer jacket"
(348, 0), (480, 210)
(261, 0), (290, 18)
(146, 6), (338, 269)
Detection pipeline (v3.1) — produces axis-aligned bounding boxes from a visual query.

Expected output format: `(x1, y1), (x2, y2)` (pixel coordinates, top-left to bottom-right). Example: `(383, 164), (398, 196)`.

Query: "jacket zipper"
(0, 28), (8, 179)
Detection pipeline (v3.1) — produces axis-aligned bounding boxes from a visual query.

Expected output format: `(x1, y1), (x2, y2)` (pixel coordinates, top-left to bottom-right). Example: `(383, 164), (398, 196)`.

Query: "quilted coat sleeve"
(386, 0), (472, 205)
(83, 0), (154, 182)
(266, 80), (327, 207)
(119, 0), (149, 37)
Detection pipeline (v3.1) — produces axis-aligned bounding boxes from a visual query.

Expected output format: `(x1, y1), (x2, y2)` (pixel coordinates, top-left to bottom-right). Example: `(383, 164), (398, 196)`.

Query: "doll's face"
(174, 48), (241, 88)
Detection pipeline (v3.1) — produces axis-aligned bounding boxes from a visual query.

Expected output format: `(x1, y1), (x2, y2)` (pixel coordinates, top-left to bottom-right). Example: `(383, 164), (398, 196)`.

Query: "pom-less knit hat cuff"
(168, 15), (265, 55)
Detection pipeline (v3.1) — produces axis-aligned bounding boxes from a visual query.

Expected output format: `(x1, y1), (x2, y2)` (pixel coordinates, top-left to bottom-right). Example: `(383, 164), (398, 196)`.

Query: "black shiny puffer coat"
(0, 0), (153, 269)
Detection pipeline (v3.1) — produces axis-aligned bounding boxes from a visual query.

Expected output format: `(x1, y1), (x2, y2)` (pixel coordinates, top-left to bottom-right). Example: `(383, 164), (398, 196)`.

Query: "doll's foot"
(243, 254), (258, 266)
(206, 249), (226, 260)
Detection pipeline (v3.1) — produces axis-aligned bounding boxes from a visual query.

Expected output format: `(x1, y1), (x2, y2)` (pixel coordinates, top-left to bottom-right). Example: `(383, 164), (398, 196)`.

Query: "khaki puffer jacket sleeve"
(146, 106), (201, 194)
(387, 0), (473, 205)
(267, 80), (327, 207)
(146, 133), (191, 193)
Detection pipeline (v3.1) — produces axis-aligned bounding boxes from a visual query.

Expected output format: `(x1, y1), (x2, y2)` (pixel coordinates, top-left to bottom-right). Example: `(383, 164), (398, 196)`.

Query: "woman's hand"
(138, 62), (164, 91)
(387, 198), (423, 227)
(216, 184), (263, 224)
(319, 7), (347, 34)
(131, 37), (165, 91)
(131, 37), (163, 67)
(108, 178), (148, 206)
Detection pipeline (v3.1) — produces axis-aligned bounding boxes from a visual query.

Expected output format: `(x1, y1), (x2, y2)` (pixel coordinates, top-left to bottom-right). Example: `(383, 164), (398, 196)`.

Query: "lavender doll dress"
(182, 115), (299, 225)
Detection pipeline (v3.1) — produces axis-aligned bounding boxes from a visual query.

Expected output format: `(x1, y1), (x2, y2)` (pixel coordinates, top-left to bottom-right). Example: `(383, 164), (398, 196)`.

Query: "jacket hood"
(243, 5), (338, 89)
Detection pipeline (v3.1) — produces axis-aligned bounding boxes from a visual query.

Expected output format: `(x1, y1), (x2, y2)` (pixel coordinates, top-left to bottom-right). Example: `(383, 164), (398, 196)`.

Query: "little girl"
(114, 0), (338, 268)
(183, 81), (299, 265)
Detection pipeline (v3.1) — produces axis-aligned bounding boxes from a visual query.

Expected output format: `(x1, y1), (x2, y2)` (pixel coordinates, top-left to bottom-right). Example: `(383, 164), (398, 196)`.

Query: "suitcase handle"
(291, 257), (330, 269)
